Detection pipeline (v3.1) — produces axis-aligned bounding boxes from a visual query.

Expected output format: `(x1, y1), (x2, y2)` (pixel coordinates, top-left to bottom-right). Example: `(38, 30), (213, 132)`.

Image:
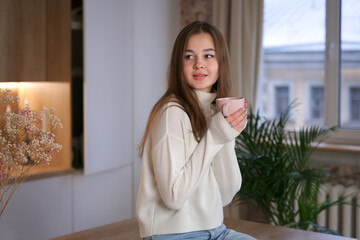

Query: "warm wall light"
(0, 82), (20, 89)
(0, 81), (72, 176)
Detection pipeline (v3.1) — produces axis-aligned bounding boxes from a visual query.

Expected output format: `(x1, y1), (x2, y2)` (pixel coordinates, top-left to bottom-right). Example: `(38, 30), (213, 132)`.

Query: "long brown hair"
(138, 21), (232, 157)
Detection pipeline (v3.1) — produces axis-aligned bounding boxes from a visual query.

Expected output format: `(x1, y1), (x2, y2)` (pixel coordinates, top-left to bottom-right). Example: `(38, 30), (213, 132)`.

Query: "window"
(305, 82), (324, 125)
(275, 86), (289, 118)
(259, 0), (360, 144)
(350, 87), (360, 122)
(266, 81), (294, 120)
(340, 0), (360, 131)
(310, 86), (324, 121)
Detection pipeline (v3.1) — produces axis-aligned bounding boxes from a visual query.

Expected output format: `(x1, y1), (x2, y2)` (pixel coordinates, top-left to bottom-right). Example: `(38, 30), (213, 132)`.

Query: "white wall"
(132, 0), (180, 213)
(84, 0), (133, 175)
(0, 1), (179, 239)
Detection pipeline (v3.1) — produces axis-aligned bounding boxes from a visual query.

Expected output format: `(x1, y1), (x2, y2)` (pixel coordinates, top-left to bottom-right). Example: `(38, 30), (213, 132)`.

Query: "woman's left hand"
(225, 103), (248, 133)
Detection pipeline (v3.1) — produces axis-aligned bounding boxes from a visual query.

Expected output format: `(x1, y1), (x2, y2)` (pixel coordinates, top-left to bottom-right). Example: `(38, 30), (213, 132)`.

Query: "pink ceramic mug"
(216, 97), (245, 117)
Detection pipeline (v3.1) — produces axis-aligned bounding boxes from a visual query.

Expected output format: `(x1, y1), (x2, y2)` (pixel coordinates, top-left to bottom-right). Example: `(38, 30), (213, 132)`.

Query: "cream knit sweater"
(136, 90), (242, 238)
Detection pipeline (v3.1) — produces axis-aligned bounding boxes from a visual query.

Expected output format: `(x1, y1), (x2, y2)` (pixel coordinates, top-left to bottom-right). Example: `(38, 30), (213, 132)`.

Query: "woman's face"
(183, 33), (219, 93)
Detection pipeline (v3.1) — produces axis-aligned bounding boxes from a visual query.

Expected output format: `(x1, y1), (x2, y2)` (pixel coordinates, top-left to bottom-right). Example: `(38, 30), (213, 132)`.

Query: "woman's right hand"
(224, 104), (248, 133)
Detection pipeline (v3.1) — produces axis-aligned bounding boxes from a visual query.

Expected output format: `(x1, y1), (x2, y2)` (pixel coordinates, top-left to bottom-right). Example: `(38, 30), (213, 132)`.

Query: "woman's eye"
(184, 55), (194, 60)
(205, 54), (214, 59)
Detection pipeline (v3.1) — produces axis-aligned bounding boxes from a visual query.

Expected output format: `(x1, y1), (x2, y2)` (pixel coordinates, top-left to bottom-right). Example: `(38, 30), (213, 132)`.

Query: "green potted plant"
(233, 102), (352, 235)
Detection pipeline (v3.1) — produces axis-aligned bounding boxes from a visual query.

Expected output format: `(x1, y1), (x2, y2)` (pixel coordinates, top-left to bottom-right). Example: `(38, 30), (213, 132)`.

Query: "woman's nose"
(194, 60), (204, 69)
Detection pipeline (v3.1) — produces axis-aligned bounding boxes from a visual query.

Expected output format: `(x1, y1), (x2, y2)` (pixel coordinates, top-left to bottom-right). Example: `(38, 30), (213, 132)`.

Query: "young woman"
(136, 21), (255, 240)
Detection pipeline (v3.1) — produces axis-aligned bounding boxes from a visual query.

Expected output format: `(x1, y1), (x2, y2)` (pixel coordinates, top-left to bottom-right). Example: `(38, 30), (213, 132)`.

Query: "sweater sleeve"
(151, 105), (239, 210)
(211, 139), (242, 206)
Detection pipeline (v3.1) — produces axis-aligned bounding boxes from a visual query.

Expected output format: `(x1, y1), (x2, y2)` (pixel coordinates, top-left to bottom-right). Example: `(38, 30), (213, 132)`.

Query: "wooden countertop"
(50, 218), (356, 240)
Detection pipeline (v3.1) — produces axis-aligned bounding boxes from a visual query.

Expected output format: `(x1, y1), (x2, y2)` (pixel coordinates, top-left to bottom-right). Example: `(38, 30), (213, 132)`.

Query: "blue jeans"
(142, 223), (257, 240)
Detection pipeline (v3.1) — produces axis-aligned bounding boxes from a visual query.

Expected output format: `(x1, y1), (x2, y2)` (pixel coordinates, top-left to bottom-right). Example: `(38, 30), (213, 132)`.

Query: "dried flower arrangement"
(0, 89), (62, 218)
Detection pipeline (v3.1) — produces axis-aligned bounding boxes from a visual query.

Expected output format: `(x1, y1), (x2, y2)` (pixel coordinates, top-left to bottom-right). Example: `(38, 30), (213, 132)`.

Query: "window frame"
(325, 0), (360, 144)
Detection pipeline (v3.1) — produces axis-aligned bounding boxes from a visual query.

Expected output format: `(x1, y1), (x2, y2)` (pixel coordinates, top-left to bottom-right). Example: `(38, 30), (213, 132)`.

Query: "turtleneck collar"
(194, 89), (216, 113)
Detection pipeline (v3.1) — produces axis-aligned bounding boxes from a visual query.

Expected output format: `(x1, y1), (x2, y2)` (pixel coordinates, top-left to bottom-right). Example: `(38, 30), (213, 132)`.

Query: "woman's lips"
(193, 74), (207, 80)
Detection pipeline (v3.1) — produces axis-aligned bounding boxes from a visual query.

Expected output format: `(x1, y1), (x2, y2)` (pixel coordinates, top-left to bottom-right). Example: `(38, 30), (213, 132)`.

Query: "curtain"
(213, 0), (264, 108)
(214, 0), (264, 220)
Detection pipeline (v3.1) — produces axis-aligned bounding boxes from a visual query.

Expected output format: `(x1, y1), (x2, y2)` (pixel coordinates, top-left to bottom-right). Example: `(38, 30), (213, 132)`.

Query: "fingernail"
(245, 115), (247, 119)
(245, 110), (248, 114)
(242, 107), (245, 111)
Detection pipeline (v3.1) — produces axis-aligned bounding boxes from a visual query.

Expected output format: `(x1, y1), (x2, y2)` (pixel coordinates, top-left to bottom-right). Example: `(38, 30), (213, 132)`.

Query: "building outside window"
(259, 0), (360, 144)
